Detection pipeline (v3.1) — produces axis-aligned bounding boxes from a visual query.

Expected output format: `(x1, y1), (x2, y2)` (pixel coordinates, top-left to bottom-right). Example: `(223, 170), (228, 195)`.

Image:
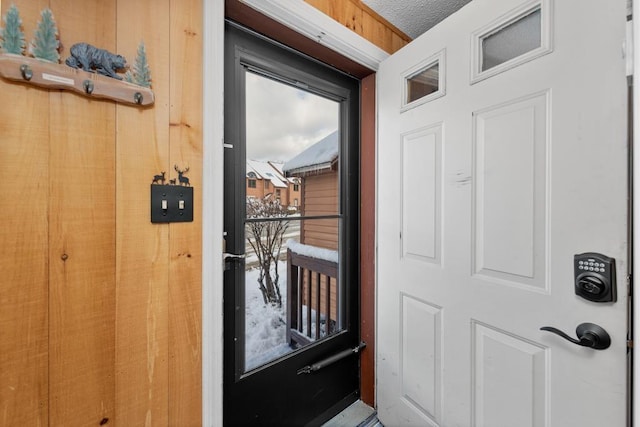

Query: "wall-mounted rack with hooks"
(0, 54), (154, 106)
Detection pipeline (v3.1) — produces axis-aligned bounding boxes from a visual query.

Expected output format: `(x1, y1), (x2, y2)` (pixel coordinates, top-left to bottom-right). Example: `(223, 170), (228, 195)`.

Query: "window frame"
(400, 49), (446, 113)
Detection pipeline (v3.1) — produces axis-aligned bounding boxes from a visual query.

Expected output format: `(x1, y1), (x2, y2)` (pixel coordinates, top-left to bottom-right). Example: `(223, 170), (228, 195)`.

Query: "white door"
(376, 0), (629, 426)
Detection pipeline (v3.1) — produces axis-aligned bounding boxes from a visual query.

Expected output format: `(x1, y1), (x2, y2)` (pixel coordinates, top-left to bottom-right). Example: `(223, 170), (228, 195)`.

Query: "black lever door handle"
(540, 322), (611, 350)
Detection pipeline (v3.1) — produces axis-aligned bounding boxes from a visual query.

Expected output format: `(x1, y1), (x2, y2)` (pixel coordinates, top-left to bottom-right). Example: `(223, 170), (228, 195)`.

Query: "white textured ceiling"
(362, 0), (471, 39)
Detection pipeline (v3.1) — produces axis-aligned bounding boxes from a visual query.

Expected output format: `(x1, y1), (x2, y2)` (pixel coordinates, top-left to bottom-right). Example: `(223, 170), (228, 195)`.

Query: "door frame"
(202, 1), (225, 425)
(203, 1), (638, 426)
(203, 1), (381, 425)
(633, 2), (640, 425)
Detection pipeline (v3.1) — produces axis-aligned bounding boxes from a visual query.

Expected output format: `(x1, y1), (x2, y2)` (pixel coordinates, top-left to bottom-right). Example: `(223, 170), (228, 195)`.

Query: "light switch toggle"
(162, 199), (168, 213)
(179, 200), (185, 210)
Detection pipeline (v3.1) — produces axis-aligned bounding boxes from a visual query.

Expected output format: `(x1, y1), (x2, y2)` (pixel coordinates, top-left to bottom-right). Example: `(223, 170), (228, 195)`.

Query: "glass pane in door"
(481, 7), (542, 71)
(243, 71), (342, 372)
(406, 62), (439, 104)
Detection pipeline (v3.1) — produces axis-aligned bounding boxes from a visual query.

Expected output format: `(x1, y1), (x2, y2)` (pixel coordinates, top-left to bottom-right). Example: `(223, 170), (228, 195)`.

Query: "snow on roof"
(282, 131), (338, 175)
(268, 161), (285, 176)
(246, 159), (289, 188)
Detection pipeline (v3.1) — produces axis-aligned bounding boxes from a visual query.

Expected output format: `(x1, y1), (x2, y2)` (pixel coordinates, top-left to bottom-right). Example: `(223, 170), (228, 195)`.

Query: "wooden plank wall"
(304, 0), (410, 53)
(0, 0), (202, 425)
(0, 2), (50, 424)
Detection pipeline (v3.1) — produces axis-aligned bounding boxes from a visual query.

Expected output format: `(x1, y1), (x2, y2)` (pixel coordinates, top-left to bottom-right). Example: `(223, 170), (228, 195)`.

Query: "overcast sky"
(246, 71), (339, 163)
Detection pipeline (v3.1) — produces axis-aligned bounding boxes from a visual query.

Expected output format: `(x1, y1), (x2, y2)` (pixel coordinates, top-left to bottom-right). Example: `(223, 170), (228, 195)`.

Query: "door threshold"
(321, 400), (382, 427)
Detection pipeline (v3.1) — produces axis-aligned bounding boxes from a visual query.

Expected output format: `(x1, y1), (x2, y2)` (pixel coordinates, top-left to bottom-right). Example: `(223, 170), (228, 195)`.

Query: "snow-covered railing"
(286, 242), (339, 347)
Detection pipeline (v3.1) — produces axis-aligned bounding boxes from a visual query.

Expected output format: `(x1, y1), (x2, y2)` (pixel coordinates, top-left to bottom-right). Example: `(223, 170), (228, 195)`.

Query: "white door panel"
(401, 123), (442, 263)
(377, 0), (628, 426)
(472, 91), (548, 290)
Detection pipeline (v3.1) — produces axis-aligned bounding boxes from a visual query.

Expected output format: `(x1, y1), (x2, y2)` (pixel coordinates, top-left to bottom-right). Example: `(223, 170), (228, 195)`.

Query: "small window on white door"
(401, 50), (445, 112)
(407, 63), (439, 103)
(471, 0), (552, 84)
(482, 8), (541, 71)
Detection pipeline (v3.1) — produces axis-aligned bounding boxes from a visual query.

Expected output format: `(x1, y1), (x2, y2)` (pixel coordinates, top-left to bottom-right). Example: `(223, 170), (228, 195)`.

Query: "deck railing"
(286, 247), (339, 347)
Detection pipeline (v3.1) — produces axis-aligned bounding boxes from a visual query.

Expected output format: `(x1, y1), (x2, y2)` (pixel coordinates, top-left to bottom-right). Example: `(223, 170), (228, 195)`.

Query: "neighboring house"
(246, 159), (302, 210)
(283, 131), (339, 250)
(283, 131), (341, 345)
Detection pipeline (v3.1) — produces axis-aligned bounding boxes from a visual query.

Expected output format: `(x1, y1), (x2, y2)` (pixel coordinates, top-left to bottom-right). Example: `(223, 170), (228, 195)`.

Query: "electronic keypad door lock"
(574, 252), (616, 302)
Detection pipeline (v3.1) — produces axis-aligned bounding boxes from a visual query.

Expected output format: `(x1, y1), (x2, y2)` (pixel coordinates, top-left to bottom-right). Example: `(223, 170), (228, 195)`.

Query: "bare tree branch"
(246, 196), (290, 306)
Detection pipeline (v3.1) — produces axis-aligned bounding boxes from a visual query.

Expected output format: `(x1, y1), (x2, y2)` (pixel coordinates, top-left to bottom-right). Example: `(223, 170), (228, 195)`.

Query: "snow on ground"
(244, 261), (293, 371)
(244, 255), (331, 371)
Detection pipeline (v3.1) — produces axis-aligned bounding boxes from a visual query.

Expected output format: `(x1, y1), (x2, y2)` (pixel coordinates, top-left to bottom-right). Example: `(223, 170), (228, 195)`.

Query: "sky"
(245, 71), (339, 163)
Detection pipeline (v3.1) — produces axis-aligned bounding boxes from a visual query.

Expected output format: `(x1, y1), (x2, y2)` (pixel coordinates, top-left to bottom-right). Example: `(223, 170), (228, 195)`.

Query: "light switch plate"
(150, 184), (194, 223)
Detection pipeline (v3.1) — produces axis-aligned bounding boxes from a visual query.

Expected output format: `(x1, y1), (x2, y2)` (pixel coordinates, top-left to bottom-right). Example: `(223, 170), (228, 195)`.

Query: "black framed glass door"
(223, 22), (361, 426)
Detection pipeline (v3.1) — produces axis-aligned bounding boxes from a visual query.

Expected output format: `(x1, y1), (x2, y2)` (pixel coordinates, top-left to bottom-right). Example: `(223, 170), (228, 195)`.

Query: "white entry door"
(376, 0), (629, 426)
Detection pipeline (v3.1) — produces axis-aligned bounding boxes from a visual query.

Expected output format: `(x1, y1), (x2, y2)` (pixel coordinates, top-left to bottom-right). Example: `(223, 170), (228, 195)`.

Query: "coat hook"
(83, 80), (94, 94)
(20, 64), (32, 81)
(134, 92), (143, 105)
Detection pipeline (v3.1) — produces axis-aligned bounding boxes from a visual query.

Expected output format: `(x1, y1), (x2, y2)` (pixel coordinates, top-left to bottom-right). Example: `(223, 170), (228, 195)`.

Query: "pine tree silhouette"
(132, 41), (151, 88)
(124, 41), (152, 88)
(30, 8), (60, 62)
(1, 4), (26, 55)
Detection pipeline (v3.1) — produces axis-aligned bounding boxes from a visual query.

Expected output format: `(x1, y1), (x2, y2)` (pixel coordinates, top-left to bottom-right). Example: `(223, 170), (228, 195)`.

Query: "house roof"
(282, 131), (338, 176)
(246, 159), (289, 188)
(268, 161), (300, 184)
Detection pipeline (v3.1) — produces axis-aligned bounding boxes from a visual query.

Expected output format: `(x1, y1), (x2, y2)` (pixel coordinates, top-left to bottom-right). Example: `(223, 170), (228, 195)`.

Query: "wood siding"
(304, 0), (410, 53)
(301, 173), (339, 250)
(0, 0), (202, 425)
